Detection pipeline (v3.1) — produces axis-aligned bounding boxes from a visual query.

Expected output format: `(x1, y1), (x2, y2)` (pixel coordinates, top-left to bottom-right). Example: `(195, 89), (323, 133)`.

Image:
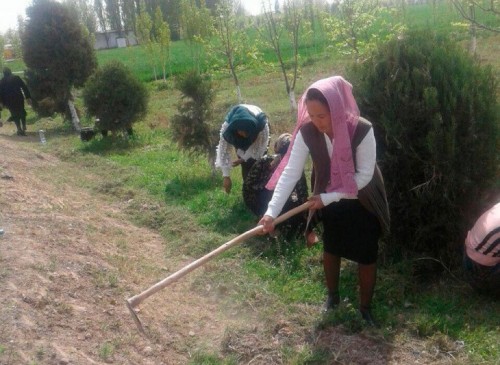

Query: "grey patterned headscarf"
(274, 133), (292, 156)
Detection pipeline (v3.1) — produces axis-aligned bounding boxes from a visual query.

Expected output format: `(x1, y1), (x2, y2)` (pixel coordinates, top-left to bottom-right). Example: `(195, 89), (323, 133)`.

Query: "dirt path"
(0, 129), (251, 364)
(0, 125), (460, 365)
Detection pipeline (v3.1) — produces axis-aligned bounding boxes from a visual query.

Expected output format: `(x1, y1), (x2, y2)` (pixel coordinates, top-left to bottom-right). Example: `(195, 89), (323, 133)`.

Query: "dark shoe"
(17, 130), (27, 136)
(323, 292), (340, 312)
(360, 308), (378, 327)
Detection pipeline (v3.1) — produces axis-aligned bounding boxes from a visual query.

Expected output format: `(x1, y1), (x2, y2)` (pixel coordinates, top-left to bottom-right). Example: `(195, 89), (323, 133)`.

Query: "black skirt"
(321, 199), (381, 265)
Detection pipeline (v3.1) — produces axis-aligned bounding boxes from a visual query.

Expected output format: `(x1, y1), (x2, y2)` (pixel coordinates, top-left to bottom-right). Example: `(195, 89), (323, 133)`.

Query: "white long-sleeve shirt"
(215, 104), (270, 177)
(265, 128), (376, 218)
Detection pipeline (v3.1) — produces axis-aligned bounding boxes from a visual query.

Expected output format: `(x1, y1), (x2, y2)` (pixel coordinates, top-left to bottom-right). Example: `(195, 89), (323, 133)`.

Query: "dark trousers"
(463, 252), (500, 299)
(10, 109), (27, 132)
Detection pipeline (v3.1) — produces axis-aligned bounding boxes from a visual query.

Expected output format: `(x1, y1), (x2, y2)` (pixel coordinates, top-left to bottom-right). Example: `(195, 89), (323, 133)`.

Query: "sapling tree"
(136, 4), (157, 80)
(283, 0), (306, 109)
(260, 0), (307, 110)
(324, 0), (404, 61)
(449, 0), (500, 54)
(171, 71), (218, 170)
(153, 6), (171, 81)
(211, 0), (252, 102)
(325, 0), (378, 60)
(180, 0), (213, 72)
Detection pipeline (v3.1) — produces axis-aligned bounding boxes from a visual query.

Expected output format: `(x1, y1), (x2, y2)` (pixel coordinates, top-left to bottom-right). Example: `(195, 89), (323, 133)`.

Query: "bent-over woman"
(215, 104), (269, 194)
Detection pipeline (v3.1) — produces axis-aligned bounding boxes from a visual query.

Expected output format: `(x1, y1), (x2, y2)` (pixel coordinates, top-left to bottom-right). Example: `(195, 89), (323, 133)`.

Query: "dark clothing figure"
(0, 67), (31, 136)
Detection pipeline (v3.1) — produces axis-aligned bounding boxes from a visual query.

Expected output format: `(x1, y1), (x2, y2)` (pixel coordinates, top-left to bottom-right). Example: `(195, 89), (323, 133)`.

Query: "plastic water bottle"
(39, 130), (46, 144)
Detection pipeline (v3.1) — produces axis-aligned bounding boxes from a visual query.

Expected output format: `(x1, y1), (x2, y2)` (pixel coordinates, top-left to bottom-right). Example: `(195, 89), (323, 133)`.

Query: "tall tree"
(160, 0), (182, 40)
(22, 0), (97, 130)
(121, 0), (138, 33)
(105, 0), (123, 33)
(204, 0), (218, 14)
(64, 0), (97, 34)
(0, 34), (4, 68)
(94, 0), (110, 47)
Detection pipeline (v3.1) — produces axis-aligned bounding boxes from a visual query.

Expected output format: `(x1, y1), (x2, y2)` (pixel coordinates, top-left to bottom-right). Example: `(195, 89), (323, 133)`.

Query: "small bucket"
(80, 127), (96, 142)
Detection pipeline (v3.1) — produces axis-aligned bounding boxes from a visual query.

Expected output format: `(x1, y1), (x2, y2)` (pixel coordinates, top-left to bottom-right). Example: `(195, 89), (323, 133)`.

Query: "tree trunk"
(468, 5), (477, 55)
(67, 99), (82, 132)
(288, 89), (297, 111)
(236, 85), (242, 104)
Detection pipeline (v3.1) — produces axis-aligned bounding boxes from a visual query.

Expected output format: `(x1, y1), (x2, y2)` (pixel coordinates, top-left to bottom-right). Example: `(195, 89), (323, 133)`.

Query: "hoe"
(126, 201), (313, 335)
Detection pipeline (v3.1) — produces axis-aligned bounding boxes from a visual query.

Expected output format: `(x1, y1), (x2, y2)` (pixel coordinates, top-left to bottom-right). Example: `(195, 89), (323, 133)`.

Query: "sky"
(0, 0), (32, 34)
(0, 1), (333, 35)
(0, 0), (266, 34)
(243, 1), (271, 16)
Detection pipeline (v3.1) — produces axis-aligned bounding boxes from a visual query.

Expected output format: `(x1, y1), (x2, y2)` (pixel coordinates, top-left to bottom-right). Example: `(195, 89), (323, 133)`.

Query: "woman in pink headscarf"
(259, 76), (390, 325)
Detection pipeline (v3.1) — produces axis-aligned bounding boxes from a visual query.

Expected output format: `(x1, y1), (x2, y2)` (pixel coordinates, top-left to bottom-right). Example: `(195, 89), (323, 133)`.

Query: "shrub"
(24, 69), (67, 118)
(348, 30), (498, 264)
(170, 70), (218, 158)
(83, 61), (148, 134)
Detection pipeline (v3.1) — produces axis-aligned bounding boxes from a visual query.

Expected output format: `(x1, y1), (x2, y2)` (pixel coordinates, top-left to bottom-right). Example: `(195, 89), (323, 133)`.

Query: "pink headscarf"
(266, 76), (360, 195)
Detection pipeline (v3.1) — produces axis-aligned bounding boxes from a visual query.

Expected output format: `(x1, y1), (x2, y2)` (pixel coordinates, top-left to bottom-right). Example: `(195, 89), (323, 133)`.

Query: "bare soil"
(0, 124), (464, 365)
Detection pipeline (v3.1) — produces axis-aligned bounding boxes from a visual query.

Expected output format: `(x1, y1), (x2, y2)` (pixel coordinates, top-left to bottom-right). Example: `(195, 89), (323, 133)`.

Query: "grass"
(98, 341), (115, 362)
(33, 81), (499, 363)
(4, 3), (499, 363)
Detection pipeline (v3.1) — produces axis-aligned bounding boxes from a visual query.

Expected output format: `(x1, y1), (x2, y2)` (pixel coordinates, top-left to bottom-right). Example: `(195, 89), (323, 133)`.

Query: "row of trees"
(11, 0), (499, 117)
(3, 0), (498, 110)
(62, 0), (335, 39)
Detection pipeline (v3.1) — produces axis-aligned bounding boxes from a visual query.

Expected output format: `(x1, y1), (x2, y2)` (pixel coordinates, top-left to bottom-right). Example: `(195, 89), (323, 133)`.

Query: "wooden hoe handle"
(126, 201), (313, 334)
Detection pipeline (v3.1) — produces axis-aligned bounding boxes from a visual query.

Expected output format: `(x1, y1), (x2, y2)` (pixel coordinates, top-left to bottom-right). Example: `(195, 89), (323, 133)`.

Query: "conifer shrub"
(22, 0), (97, 118)
(348, 30), (498, 264)
(171, 71), (218, 159)
(83, 61), (148, 135)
